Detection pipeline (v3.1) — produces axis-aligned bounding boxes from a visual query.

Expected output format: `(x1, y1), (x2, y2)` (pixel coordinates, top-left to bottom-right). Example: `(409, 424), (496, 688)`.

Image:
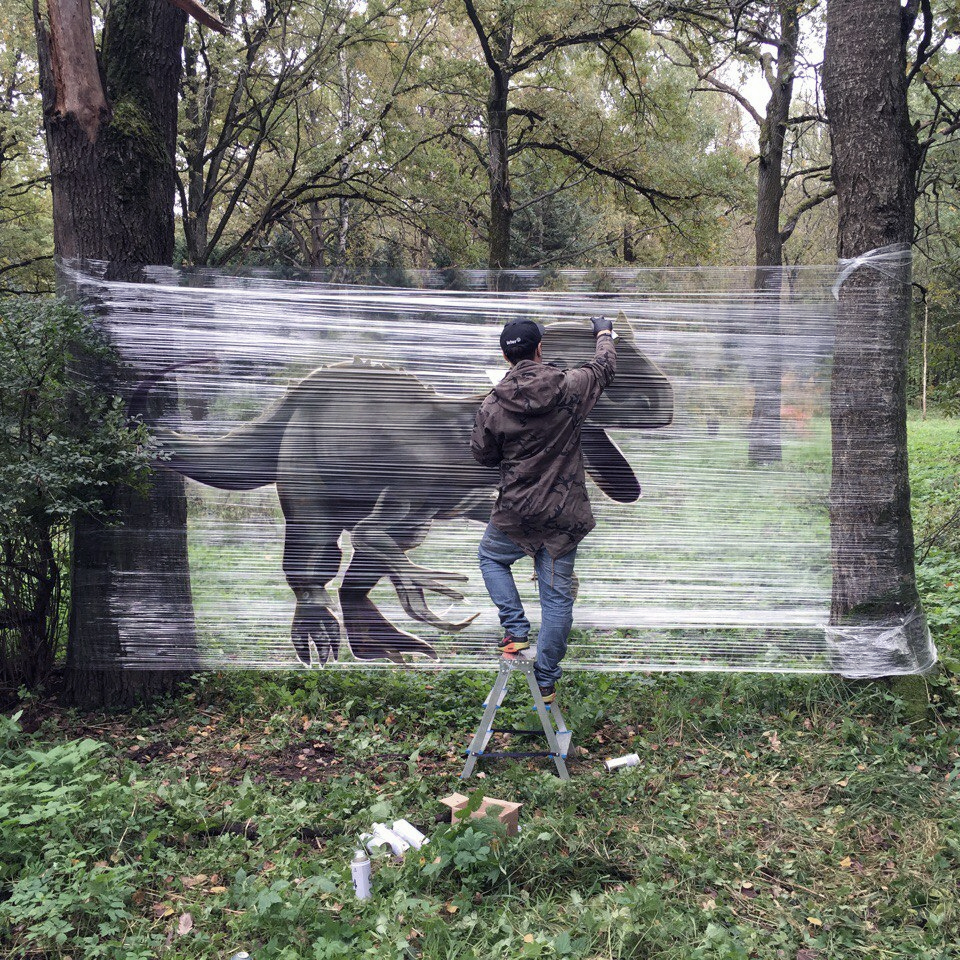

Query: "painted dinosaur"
(143, 318), (673, 664)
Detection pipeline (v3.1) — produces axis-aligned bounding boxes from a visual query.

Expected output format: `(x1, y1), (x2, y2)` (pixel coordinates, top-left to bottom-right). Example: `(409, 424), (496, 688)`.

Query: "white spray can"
(604, 753), (640, 771)
(391, 819), (429, 850)
(351, 849), (372, 900)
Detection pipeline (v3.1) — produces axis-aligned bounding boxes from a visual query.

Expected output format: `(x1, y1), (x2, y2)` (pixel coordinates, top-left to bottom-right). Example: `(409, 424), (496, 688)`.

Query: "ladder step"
(476, 750), (557, 759)
(490, 727), (547, 736)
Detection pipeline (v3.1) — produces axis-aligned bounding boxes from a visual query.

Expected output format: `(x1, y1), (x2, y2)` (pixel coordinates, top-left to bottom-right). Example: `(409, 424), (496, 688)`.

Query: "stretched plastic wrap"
(64, 259), (936, 677)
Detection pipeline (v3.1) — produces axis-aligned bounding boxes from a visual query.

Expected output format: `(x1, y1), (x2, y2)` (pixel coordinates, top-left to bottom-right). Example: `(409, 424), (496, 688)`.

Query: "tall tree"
(33, 0), (222, 707)
(657, 1), (835, 463)
(461, 0), (679, 270)
(822, 0), (932, 672)
(177, 0), (441, 270)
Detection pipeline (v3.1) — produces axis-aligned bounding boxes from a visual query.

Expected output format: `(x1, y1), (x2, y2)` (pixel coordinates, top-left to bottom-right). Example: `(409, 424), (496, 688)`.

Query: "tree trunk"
(309, 200), (326, 270)
(35, 0), (197, 707)
(748, 3), (799, 466)
(486, 22), (513, 272)
(822, 0), (933, 676)
(180, 36), (211, 265)
(332, 46), (353, 281)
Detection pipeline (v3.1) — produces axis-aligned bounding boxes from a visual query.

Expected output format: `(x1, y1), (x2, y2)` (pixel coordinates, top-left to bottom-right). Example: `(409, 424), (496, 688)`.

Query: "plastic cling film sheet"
(63, 260), (936, 677)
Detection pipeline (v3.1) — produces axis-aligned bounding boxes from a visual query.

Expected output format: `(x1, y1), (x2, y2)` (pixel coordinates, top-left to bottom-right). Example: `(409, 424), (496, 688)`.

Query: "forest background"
(0, 0), (957, 410)
(0, 2), (957, 689)
(0, 1), (957, 696)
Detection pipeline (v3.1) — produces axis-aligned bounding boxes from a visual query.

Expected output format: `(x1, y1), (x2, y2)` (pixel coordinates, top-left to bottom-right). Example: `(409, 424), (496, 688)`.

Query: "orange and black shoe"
(497, 634), (530, 655)
(538, 685), (556, 705)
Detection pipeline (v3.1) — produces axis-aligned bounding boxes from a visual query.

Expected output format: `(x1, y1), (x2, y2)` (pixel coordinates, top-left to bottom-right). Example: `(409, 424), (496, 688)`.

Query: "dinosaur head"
(541, 314), (673, 430)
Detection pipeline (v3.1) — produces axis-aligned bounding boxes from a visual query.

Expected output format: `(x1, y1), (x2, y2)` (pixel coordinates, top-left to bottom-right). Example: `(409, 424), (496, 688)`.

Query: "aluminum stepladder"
(461, 652), (572, 780)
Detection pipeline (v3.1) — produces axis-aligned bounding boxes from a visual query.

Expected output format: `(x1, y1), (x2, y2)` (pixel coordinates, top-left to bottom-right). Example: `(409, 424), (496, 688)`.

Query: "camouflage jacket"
(471, 335), (617, 558)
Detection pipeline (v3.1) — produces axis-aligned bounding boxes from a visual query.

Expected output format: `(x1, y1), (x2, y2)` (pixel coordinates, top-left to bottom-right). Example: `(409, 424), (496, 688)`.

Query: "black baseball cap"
(500, 318), (543, 353)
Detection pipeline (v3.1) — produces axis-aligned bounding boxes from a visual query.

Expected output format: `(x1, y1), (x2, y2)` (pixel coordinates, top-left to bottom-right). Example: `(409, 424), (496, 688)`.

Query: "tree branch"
(779, 186), (836, 244)
(166, 0), (228, 34)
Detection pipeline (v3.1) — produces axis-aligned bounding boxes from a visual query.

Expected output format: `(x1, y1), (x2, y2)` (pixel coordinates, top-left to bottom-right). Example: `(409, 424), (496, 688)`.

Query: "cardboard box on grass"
(440, 792), (522, 837)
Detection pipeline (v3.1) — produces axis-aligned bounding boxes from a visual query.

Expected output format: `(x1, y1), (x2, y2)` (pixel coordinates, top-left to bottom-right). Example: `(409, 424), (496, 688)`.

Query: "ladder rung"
(490, 727), (546, 736)
(476, 750), (556, 759)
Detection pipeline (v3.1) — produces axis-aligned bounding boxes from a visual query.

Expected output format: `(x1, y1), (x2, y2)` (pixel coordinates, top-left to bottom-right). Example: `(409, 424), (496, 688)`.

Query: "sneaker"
(538, 685), (556, 704)
(498, 634), (530, 655)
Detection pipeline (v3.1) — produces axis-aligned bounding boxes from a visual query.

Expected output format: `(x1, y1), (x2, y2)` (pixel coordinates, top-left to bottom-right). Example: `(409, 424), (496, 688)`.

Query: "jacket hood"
(491, 360), (565, 415)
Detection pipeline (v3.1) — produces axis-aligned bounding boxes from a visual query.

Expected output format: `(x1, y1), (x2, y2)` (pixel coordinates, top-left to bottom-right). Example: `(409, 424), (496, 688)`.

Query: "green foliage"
(0, 0), (53, 295)
(415, 795), (507, 895)
(0, 712), (161, 958)
(0, 297), (153, 688)
(5, 651), (960, 959)
(908, 302), (960, 415)
(910, 416), (960, 654)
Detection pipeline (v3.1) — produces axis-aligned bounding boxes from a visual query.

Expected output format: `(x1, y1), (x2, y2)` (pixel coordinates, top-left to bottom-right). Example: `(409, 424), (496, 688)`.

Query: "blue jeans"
(477, 522), (577, 687)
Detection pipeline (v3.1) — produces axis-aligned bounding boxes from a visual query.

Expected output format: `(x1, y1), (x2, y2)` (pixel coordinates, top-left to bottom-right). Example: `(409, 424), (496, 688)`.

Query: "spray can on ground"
(351, 849), (372, 900)
(391, 819), (429, 850)
(604, 753), (640, 771)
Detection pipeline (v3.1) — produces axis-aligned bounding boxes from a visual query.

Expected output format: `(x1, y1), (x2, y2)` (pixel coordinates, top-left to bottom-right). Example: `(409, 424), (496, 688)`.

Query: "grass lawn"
(1, 416), (958, 960)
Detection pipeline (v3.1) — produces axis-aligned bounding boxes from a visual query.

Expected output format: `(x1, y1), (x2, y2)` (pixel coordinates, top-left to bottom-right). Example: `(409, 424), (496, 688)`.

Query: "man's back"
(471, 334), (616, 558)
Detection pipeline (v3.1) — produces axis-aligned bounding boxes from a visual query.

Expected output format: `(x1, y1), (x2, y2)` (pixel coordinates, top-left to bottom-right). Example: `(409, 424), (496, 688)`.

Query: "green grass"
(4, 668), (959, 959)
(910, 414), (960, 659)
(1, 416), (958, 960)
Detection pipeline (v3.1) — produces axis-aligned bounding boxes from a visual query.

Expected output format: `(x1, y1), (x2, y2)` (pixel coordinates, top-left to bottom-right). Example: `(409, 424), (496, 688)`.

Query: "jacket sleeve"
(563, 334), (617, 419)
(471, 400), (502, 466)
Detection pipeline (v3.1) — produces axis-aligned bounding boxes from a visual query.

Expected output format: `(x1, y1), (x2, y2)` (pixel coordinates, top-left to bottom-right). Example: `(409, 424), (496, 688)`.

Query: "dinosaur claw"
(340, 589), (439, 662)
(393, 581), (479, 631)
(291, 601), (341, 666)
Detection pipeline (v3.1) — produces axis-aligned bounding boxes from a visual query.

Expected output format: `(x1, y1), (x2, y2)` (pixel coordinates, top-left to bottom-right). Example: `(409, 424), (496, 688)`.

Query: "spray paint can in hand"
(351, 849), (372, 900)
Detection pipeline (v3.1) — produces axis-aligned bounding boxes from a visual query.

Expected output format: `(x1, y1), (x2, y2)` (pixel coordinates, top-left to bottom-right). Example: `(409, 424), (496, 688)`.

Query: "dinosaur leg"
(340, 491), (455, 661)
(338, 590), (440, 663)
(282, 518), (343, 666)
(353, 490), (479, 627)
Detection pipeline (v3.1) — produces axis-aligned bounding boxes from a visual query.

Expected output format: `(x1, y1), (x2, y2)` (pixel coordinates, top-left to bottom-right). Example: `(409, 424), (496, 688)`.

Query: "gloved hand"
(590, 315), (614, 335)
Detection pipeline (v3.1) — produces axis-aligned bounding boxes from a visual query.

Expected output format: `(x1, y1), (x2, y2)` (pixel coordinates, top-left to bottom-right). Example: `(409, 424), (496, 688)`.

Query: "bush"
(0, 297), (153, 691)
(0, 713), (162, 958)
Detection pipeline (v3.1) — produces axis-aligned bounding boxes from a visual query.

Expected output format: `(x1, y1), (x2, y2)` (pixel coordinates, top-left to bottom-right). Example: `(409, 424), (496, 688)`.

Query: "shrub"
(0, 297), (153, 690)
(0, 713), (161, 958)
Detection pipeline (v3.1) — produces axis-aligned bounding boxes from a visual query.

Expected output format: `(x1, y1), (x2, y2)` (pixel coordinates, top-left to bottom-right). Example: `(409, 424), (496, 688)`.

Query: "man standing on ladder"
(471, 315), (616, 705)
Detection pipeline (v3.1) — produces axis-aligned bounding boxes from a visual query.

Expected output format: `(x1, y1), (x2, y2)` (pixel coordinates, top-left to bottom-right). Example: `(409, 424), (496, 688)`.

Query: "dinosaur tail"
(136, 361), (293, 491)
(128, 357), (220, 421)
